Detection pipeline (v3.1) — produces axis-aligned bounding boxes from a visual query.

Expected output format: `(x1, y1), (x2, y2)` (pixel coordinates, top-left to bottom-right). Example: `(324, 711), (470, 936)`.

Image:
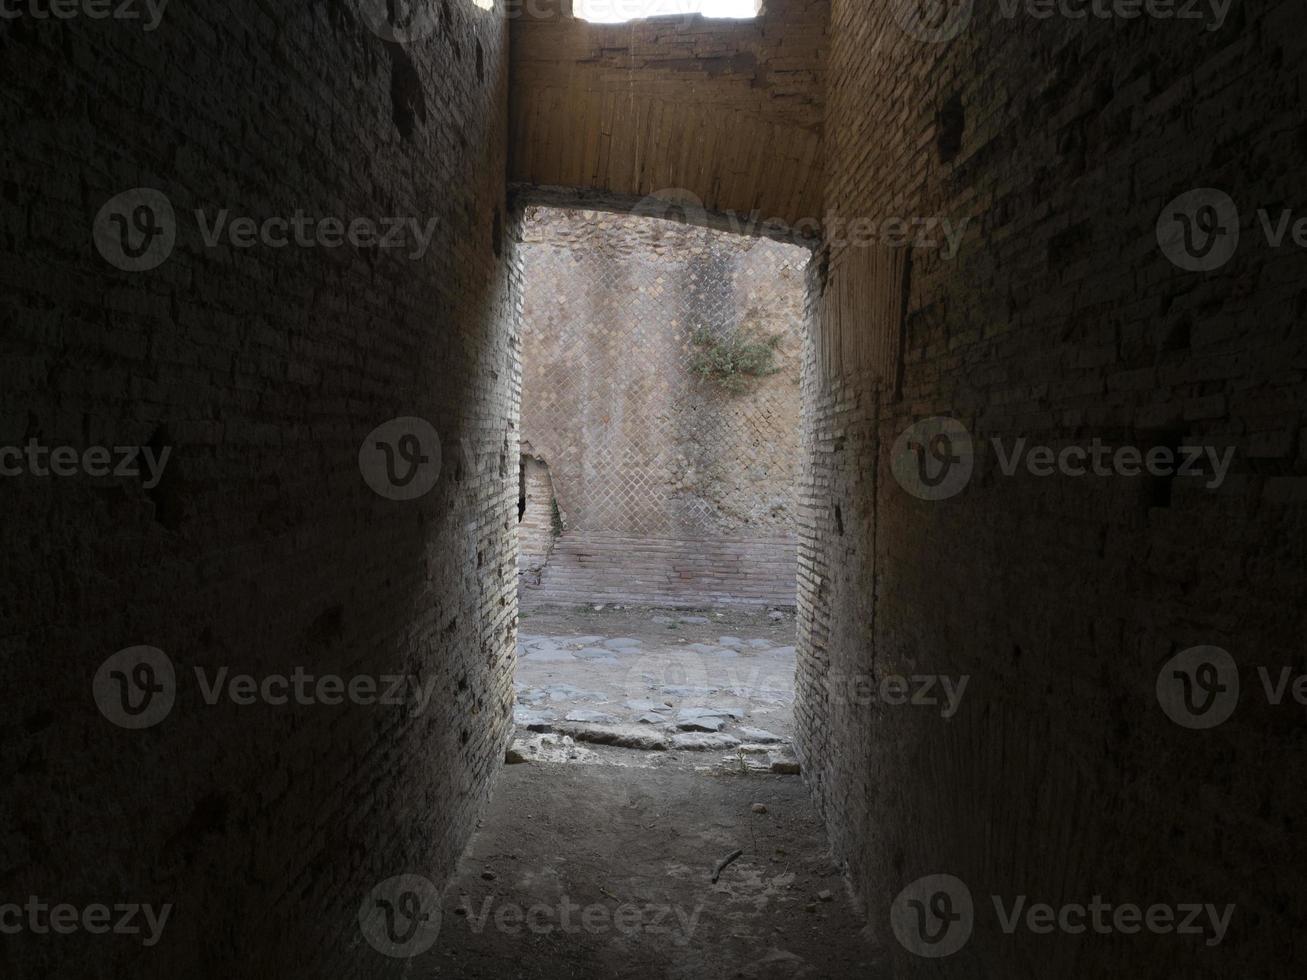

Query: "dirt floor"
(423, 606), (885, 979)
(429, 761), (884, 979)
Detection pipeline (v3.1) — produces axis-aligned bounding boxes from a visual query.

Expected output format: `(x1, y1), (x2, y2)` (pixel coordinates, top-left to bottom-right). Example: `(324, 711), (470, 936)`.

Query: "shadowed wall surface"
(793, 1), (1306, 975)
(1, 5), (518, 976)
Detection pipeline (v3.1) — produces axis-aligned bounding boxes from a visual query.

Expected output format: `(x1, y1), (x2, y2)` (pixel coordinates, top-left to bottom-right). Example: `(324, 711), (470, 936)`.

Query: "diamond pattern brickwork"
(520, 208), (807, 541)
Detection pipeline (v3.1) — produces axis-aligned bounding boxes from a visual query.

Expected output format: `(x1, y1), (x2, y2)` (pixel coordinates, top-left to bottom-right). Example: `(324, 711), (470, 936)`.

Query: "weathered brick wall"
(509, 0), (827, 230)
(0, 4), (517, 978)
(519, 207), (804, 603)
(795, 1), (1306, 975)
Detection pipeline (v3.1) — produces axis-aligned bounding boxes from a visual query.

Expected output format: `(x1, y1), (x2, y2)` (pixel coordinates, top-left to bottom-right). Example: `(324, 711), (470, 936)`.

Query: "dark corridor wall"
(1, 4), (517, 977)
(795, 0), (1307, 975)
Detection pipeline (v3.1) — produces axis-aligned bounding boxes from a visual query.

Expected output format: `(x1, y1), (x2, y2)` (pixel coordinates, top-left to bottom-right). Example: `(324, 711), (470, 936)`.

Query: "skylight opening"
(573, 0), (760, 24)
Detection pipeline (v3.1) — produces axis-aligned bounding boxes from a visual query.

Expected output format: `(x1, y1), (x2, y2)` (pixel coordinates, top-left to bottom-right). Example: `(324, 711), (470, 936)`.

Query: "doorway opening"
(511, 205), (810, 766)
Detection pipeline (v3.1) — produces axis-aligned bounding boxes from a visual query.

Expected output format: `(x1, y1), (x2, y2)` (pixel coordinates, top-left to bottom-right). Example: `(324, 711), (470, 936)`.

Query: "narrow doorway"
(511, 205), (808, 760)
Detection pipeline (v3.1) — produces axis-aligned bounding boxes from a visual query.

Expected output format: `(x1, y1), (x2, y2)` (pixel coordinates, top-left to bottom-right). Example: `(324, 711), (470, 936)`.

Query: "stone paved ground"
(511, 605), (799, 769)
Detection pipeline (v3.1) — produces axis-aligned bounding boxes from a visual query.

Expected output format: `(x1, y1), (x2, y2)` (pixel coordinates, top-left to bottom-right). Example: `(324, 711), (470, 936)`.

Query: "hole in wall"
(518, 459), (528, 521)
(145, 424), (184, 530)
(517, 452), (560, 588)
(1140, 429), (1187, 511)
(936, 93), (964, 164)
(388, 47), (427, 140)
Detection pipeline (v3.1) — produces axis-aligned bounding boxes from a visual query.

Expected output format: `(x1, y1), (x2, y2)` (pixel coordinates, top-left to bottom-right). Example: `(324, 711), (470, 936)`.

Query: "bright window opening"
(574, 0), (760, 23)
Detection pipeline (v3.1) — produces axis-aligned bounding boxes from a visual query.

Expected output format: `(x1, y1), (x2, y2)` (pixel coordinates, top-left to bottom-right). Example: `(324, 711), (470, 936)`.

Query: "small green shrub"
(689, 326), (782, 393)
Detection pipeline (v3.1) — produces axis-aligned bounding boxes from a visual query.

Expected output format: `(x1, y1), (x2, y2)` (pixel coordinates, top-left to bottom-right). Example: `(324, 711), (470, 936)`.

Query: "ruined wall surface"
(520, 208), (805, 605)
(518, 454), (558, 583)
(0, 4), (518, 978)
(795, 1), (1306, 975)
(510, 0), (827, 233)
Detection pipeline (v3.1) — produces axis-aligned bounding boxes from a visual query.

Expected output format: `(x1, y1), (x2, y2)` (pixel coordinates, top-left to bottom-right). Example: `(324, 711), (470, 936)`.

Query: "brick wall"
(0, 4), (517, 978)
(509, 0), (827, 230)
(519, 207), (804, 604)
(795, 1), (1306, 975)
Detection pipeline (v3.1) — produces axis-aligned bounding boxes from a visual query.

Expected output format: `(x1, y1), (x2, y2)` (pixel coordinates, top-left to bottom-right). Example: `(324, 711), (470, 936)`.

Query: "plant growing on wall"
(688, 326), (783, 393)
